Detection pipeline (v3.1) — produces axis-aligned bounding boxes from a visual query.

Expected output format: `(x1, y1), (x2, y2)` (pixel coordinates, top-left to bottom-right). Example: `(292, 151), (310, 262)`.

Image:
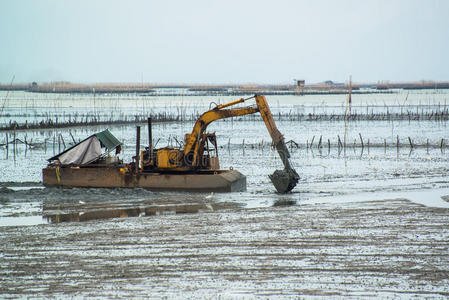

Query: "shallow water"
(1, 135), (449, 226)
(1, 89), (448, 126)
(1, 91), (449, 225)
(1, 91), (449, 298)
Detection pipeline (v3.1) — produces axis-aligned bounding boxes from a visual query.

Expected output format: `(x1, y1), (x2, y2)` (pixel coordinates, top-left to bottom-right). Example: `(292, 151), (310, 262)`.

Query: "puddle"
(43, 203), (215, 224)
(8, 186), (45, 191)
(305, 188), (449, 208)
(0, 216), (46, 227)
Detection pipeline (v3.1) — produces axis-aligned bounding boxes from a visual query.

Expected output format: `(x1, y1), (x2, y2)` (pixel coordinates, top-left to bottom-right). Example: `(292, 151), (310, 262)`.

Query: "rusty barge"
(42, 166), (246, 192)
(42, 128), (246, 192)
(43, 95), (299, 193)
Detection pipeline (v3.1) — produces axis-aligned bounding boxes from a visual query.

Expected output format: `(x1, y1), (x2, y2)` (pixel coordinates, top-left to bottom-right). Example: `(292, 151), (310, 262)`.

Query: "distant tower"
(294, 79), (305, 95)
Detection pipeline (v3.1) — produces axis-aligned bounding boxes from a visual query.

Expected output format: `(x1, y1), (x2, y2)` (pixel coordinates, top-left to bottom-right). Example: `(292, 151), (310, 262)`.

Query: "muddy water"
(1, 92), (449, 297)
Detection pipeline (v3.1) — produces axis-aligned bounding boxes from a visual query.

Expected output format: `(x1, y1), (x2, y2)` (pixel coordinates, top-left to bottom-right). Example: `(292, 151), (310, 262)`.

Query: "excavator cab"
(202, 133), (220, 170)
(183, 132), (220, 170)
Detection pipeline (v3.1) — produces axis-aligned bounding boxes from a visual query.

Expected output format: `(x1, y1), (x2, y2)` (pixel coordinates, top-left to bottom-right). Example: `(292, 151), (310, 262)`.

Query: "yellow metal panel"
(157, 149), (182, 169)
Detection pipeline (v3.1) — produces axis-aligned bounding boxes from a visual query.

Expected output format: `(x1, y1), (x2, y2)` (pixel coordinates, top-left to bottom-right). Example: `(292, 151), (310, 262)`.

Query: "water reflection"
(43, 202), (215, 224)
(272, 198), (297, 207)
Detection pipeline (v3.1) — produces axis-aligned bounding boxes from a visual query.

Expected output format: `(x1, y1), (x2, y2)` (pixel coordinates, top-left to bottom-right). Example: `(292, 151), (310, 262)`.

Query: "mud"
(1, 199), (448, 298)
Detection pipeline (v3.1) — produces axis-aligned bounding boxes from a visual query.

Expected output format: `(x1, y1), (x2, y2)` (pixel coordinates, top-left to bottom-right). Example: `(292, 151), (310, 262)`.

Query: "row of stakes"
(0, 132), (447, 156)
(1, 107), (449, 131)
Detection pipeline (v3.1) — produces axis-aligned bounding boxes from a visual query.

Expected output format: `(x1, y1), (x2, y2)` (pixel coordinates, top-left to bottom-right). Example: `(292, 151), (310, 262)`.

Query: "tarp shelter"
(48, 129), (122, 166)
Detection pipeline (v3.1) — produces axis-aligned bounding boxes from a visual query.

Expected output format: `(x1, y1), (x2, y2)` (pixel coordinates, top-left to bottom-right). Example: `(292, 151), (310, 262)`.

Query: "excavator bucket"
(269, 168), (299, 194)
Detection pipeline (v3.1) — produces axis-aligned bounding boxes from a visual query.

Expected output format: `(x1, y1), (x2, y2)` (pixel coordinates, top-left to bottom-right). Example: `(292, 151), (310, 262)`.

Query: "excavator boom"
(184, 105), (259, 167)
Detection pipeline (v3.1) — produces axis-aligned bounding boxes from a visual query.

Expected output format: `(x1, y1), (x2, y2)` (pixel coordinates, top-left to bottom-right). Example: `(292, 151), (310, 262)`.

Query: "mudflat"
(1, 198), (448, 298)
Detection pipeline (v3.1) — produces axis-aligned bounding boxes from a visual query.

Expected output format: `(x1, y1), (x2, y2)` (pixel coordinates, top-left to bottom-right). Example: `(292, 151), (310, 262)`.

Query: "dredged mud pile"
(1, 199), (448, 298)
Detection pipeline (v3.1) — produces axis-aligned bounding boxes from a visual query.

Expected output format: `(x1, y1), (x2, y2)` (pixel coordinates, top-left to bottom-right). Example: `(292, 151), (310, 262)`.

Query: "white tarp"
(57, 136), (102, 165)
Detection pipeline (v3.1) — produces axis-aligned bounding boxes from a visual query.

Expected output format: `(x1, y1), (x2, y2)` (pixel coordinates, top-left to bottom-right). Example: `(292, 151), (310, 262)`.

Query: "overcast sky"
(0, 0), (448, 84)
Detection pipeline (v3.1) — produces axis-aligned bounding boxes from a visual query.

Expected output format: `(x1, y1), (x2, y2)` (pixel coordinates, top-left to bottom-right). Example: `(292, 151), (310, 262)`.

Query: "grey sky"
(1, 0), (448, 84)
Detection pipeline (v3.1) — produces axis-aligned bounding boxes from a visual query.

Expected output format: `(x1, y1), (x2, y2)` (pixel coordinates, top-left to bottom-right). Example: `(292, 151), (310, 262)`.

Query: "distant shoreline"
(0, 81), (448, 95)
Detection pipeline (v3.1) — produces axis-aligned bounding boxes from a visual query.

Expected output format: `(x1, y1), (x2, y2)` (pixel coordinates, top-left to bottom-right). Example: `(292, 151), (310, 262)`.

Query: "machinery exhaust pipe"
(148, 117), (153, 160)
(136, 126), (140, 173)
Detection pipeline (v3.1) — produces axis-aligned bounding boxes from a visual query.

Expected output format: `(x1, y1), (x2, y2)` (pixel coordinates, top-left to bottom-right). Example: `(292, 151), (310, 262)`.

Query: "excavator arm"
(255, 95), (300, 193)
(184, 95), (299, 193)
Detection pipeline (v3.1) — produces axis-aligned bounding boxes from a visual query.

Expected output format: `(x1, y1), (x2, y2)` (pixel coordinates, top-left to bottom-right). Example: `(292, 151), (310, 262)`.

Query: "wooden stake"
(13, 127), (16, 154)
(69, 130), (76, 144)
(60, 134), (66, 150)
(408, 137), (414, 149)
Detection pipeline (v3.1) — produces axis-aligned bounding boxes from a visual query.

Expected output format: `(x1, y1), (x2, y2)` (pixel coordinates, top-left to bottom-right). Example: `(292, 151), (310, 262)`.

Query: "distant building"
(296, 80), (305, 87)
(294, 79), (305, 95)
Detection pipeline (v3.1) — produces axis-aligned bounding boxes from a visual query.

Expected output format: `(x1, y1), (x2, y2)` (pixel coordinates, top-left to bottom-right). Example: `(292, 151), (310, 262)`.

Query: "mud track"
(1, 199), (449, 298)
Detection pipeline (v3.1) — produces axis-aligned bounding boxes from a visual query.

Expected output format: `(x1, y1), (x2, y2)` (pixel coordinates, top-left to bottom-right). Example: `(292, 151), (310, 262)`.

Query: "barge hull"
(42, 167), (246, 192)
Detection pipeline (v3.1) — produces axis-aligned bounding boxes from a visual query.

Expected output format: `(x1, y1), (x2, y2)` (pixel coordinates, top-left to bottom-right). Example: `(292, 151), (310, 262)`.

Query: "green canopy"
(95, 129), (122, 151)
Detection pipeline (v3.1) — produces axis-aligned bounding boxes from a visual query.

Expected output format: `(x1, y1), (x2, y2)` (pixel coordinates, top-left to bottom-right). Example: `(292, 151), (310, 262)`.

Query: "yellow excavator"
(140, 94), (299, 193)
